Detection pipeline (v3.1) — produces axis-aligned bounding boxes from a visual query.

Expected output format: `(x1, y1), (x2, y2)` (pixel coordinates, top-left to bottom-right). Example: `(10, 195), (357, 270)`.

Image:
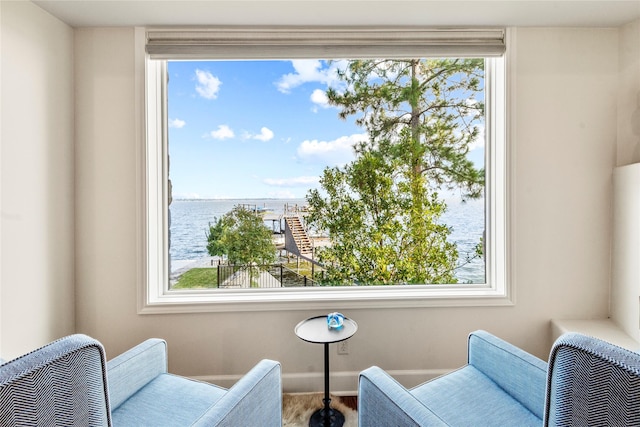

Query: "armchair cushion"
(410, 365), (541, 426)
(111, 374), (226, 426)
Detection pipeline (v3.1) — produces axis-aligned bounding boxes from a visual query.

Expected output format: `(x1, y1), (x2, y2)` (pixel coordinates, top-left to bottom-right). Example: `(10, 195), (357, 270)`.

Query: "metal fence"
(216, 263), (318, 288)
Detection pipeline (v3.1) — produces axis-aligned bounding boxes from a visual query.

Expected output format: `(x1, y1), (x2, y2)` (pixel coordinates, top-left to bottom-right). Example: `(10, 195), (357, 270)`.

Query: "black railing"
(216, 263), (318, 288)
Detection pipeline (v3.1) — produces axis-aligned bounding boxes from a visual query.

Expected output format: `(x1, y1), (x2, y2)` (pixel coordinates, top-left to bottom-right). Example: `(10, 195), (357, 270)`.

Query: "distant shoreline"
(173, 197), (307, 202)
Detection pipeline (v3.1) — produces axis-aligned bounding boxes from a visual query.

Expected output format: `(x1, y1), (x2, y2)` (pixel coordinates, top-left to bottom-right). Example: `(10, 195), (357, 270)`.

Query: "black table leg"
(309, 342), (345, 427)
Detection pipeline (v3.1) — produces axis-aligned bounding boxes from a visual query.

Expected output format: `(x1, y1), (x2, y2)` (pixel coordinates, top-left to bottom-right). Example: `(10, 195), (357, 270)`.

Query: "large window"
(139, 28), (511, 313)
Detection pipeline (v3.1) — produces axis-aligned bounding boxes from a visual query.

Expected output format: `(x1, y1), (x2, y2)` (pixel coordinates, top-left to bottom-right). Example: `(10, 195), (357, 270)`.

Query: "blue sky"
(167, 60), (484, 200)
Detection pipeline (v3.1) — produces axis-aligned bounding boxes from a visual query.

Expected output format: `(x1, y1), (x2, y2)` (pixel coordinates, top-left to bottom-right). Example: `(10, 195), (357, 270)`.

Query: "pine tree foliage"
(307, 58), (485, 285)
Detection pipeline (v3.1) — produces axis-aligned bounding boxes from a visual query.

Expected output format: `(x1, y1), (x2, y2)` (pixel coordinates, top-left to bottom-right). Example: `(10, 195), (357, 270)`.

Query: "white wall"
(73, 26), (619, 392)
(0, 1), (75, 358)
(610, 19), (640, 341)
(616, 20), (640, 166)
(611, 163), (640, 342)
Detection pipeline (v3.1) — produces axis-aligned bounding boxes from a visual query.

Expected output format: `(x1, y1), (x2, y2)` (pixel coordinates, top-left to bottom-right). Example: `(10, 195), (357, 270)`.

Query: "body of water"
(169, 197), (485, 283)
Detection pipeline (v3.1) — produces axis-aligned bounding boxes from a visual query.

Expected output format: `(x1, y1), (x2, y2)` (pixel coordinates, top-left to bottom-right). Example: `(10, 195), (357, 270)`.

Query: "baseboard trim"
(192, 368), (451, 394)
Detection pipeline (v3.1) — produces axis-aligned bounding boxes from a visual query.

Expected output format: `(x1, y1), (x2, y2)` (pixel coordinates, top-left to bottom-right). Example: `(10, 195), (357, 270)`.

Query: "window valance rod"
(146, 27), (506, 59)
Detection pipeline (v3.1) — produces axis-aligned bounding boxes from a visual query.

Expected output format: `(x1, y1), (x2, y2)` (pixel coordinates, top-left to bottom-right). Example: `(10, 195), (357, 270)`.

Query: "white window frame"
(136, 27), (514, 314)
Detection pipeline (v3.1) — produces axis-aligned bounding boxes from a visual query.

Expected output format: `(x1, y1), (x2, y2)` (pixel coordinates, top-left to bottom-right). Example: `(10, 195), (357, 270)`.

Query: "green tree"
(205, 205), (277, 265)
(205, 217), (228, 258)
(307, 59), (484, 285)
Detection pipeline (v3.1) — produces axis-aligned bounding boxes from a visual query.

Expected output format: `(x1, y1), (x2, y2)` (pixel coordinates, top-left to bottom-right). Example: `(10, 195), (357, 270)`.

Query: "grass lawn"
(172, 268), (218, 289)
(282, 260), (315, 277)
(172, 259), (322, 289)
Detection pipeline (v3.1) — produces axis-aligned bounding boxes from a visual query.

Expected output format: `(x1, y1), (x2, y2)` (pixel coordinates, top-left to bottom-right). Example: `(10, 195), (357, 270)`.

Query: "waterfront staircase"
(284, 216), (313, 257)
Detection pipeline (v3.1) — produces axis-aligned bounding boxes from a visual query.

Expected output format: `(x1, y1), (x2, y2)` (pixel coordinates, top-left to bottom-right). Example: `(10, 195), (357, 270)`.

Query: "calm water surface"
(169, 198), (485, 283)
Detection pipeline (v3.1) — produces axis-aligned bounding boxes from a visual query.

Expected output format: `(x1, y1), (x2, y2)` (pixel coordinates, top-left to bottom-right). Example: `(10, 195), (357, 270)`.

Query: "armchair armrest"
(193, 359), (282, 427)
(359, 366), (447, 426)
(468, 330), (547, 419)
(545, 333), (640, 426)
(107, 338), (168, 410)
(0, 334), (111, 427)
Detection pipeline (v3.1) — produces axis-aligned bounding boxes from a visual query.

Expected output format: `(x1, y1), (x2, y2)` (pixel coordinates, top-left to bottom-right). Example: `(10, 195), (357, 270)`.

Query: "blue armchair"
(359, 330), (640, 426)
(0, 334), (282, 426)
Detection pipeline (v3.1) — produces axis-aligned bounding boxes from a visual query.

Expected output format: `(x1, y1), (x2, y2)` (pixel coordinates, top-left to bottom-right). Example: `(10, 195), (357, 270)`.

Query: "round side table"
(295, 315), (358, 427)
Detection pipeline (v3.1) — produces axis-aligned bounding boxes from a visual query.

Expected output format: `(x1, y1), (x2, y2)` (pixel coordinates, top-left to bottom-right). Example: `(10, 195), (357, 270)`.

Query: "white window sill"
(138, 284), (514, 314)
(550, 319), (640, 352)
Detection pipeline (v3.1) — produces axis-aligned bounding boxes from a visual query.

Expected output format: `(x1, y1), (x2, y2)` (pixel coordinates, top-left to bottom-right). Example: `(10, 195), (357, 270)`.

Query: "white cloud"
(253, 127), (274, 142)
(263, 176), (320, 187)
(469, 124), (485, 151)
(464, 98), (480, 114)
(169, 118), (186, 128)
(310, 89), (330, 110)
(453, 123), (485, 151)
(209, 125), (235, 140)
(297, 133), (367, 166)
(462, 98), (484, 150)
(195, 69), (222, 100)
(277, 60), (322, 93)
(276, 60), (346, 94)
